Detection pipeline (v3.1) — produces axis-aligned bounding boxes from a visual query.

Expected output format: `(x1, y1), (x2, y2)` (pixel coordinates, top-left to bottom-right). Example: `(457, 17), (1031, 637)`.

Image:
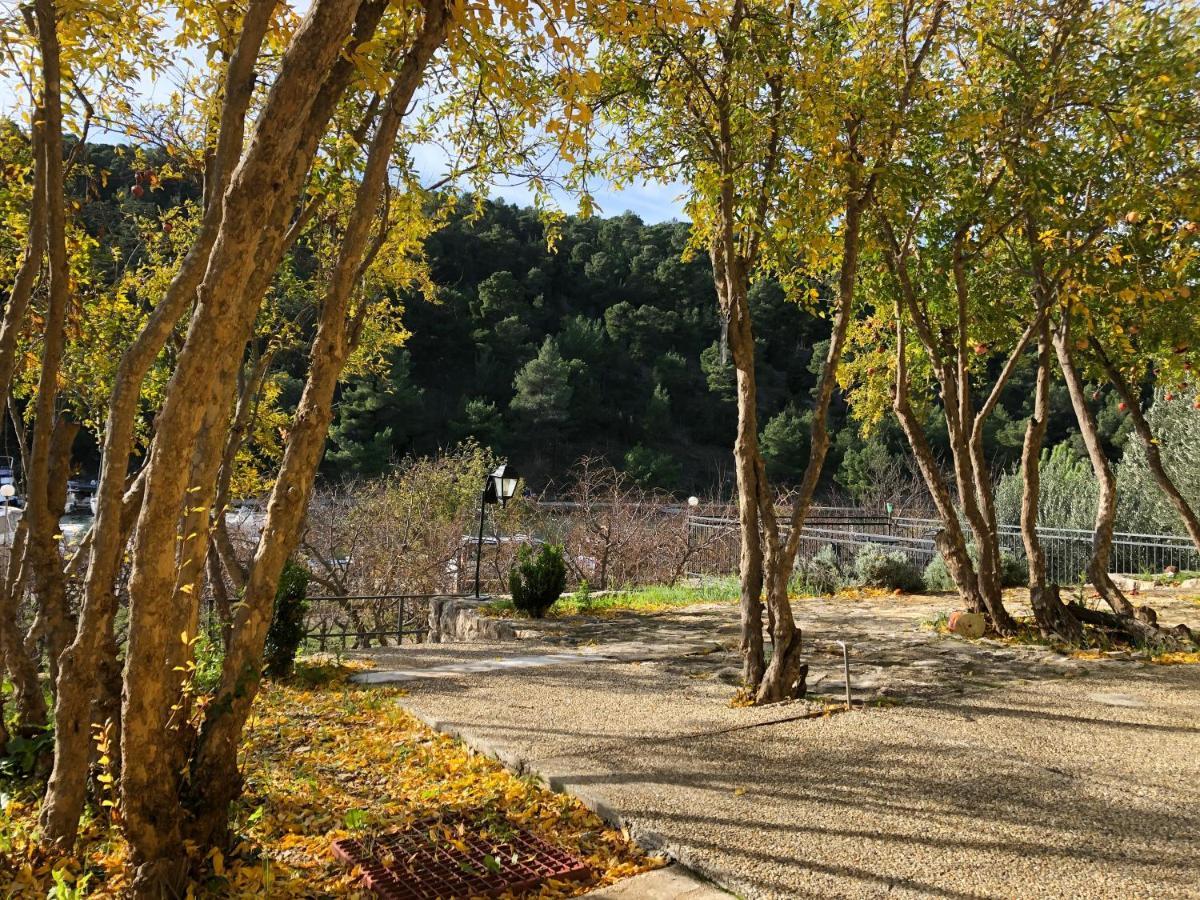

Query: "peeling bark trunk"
(40, 0), (281, 851)
(1050, 326), (1136, 618)
(883, 234), (1010, 629)
(27, 417), (78, 690)
(755, 195), (863, 704)
(186, 4), (449, 847)
(892, 314), (986, 613)
(12, 0), (72, 730)
(0, 77), (48, 743)
(1090, 337), (1200, 553)
(0, 112), (46, 396)
(118, 4), (371, 883)
(0, 528), (43, 731)
(208, 351), (274, 602)
(1051, 329), (1181, 648)
(1021, 321), (1083, 643)
(713, 249), (766, 689)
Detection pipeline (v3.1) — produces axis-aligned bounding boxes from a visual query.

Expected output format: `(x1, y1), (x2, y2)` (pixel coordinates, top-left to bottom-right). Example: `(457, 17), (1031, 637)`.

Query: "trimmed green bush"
(922, 554), (951, 592)
(264, 560), (310, 679)
(509, 543), (567, 618)
(853, 546), (924, 592)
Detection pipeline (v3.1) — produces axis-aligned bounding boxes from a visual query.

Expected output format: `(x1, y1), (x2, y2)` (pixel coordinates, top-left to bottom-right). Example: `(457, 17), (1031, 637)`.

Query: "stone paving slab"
(582, 866), (730, 898)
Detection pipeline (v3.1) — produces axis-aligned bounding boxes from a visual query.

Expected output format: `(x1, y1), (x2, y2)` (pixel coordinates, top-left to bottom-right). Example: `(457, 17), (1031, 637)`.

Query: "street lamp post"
(474, 463), (520, 599)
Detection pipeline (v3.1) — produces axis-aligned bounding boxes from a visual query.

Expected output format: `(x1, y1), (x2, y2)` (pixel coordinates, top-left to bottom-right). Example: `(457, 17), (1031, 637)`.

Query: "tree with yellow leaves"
(587, 0), (946, 701)
(19, 0), (594, 891)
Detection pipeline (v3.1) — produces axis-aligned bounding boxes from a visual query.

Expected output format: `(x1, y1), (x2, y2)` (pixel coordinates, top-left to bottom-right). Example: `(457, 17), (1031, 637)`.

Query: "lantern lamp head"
(487, 463), (520, 507)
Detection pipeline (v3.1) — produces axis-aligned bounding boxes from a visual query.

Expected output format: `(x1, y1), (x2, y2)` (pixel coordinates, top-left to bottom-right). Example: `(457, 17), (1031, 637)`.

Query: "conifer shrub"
(264, 560), (310, 678)
(509, 543), (567, 618)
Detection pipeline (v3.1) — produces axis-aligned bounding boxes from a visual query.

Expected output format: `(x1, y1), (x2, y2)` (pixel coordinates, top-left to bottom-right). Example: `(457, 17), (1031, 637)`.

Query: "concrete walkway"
(358, 593), (1200, 899)
(352, 640), (722, 685)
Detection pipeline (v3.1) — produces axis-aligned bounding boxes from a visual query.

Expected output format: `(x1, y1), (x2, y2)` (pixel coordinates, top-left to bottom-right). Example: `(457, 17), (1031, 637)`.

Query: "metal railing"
(303, 593), (446, 651)
(687, 512), (1200, 584)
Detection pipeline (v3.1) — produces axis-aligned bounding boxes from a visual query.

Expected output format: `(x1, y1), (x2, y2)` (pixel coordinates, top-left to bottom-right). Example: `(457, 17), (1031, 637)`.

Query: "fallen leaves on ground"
(1150, 651), (1200, 665)
(0, 658), (662, 897)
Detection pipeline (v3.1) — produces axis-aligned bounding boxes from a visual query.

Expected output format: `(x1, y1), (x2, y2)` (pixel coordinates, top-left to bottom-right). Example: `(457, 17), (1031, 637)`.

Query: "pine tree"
(511, 337), (574, 427)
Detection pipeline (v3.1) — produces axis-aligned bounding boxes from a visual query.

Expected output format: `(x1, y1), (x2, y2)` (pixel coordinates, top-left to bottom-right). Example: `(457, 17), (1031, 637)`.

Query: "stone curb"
(399, 703), (741, 899)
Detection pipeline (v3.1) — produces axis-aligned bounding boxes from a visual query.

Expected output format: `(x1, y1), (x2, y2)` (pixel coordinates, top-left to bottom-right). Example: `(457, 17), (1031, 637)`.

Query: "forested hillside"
(303, 197), (1148, 497)
(319, 198), (833, 489)
(44, 143), (1149, 497)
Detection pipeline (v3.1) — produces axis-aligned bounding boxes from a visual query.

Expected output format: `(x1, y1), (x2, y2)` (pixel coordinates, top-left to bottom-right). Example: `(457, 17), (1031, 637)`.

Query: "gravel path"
(357, 594), (1200, 899)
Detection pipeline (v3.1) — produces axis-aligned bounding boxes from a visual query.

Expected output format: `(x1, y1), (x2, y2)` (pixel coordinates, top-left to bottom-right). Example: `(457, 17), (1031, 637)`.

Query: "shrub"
(922, 554), (955, 592)
(264, 560), (310, 679)
(791, 544), (843, 596)
(923, 545), (1027, 592)
(509, 543), (567, 618)
(999, 549), (1026, 588)
(853, 546), (924, 592)
(574, 578), (593, 613)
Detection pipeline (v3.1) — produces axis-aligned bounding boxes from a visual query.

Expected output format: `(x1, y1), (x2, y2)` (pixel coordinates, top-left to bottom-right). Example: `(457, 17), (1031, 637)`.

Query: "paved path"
(352, 641), (720, 684)
(357, 593), (1200, 899)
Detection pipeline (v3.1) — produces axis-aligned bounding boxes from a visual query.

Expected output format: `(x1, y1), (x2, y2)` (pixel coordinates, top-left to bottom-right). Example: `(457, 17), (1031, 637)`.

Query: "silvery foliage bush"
(923, 545), (1026, 591)
(792, 544), (843, 595)
(852, 546), (924, 592)
(1115, 392), (1200, 535)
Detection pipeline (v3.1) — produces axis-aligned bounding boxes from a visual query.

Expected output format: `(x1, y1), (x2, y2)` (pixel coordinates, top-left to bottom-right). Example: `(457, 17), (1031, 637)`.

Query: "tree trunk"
(116, 4), (373, 888)
(1022, 321), (1083, 642)
(1050, 325), (1139, 618)
(27, 417), (78, 691)
(0, 528), (44, 731)
(710, 247), (766, 689)
(1050, 323), (1179, 645)
(1090, 337), (1200, 553)
(881, 226), (1015, 632)
(756, 195), (864, 703)
(9, 0), (72, 731)
(185, 0), (447, 851)
(891, 315), (988, 615)
(40, 0), (280, 851)
(948, 245), (1003, 613)
(0, 109), (46, 398)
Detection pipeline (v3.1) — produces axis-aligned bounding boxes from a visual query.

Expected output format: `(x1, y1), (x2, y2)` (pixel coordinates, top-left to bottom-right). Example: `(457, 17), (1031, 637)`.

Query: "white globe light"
(0, 484), (15, 499)
(687, 496), (700, 507)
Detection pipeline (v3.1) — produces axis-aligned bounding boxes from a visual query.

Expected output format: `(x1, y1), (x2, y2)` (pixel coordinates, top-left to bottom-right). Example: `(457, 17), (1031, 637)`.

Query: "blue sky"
(0, 4), (690, 226)
(488, 177), (687, 224)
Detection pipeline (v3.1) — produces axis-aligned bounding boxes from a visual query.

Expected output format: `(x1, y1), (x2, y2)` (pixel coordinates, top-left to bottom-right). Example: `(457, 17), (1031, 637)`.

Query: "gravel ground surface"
(355, 592), (1200, 899)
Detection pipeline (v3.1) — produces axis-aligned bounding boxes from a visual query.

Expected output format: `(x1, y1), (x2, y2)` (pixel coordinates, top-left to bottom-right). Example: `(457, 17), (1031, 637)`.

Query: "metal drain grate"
(332, 815), (592, 899)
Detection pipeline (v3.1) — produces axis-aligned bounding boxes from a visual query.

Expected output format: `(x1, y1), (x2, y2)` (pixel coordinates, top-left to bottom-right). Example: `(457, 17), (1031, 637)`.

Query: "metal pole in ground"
(474, 488), (487, 599)
(836, 640), (851, 711)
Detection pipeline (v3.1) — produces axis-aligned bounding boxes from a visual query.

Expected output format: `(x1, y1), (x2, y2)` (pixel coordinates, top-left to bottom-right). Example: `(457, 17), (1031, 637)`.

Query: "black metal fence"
(302, 593), (455, 650)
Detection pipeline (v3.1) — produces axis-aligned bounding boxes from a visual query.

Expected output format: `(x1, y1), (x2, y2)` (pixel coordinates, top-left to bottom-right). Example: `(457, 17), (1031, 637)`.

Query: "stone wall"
(427, 596), (519, 643)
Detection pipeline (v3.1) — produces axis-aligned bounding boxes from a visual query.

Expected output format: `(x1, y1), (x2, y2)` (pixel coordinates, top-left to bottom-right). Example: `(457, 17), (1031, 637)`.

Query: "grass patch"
(485, 577), (739, 618)
(0, 656), (660, 896)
